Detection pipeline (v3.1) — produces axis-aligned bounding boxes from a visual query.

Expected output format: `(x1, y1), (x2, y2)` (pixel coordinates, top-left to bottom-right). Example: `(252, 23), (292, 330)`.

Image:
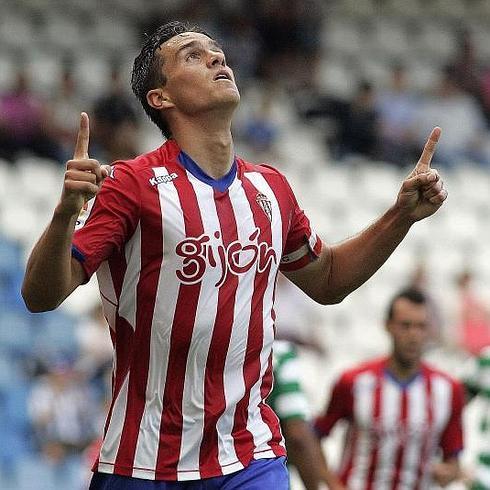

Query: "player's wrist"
(53, 201), (82, 223)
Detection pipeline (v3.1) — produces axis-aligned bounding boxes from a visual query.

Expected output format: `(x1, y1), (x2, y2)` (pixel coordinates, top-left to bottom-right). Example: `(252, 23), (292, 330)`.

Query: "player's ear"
(147, 89), (174, 110)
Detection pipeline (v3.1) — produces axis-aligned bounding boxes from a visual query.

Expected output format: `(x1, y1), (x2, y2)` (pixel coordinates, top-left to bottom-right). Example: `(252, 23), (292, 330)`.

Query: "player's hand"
(431, 461), (460, 487)
(57, 112), (110, 217)
(395, 127), (447, 223)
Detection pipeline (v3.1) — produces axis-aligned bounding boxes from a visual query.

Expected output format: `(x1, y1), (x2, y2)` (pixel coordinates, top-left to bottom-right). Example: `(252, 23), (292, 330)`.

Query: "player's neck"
(171, 115), (234, 179)
(387, 355), (421, 382)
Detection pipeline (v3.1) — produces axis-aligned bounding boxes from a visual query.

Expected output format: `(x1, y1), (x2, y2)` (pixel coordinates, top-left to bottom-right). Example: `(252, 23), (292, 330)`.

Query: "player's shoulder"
(238, 158), (287, 179)
(334, 357), (385, 388)
(422, 361), (463, 388)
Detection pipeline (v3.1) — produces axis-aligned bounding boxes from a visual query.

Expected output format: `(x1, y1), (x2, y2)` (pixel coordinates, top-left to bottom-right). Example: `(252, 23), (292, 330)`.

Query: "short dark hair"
(385, 288), (427, 322)
(131, 21), (210, 139)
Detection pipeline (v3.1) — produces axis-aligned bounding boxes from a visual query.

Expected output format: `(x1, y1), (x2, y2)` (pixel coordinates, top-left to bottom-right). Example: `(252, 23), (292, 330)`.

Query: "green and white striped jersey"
(268, 340), (310, 422)
(465, 346), (490, 489)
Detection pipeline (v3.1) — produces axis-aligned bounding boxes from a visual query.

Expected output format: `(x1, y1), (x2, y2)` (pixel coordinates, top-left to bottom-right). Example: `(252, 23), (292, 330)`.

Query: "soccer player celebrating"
(22, 21), (447, 490)
(314, 289), (465, 489)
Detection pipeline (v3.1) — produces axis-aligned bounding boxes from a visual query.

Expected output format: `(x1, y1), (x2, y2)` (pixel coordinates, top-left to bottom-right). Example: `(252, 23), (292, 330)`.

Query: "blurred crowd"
(2, 1), (490, 168)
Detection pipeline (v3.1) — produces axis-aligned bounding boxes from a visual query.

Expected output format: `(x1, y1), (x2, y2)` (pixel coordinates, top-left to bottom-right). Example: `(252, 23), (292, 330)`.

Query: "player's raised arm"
(284, 127), (447, 305)
(22, 113), (109, 312)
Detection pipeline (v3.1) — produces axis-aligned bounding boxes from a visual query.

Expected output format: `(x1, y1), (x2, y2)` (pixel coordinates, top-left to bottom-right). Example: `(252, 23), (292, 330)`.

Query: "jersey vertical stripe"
(114, 162), (164, 476)
(214, 181), (256, 475)
(245, 171), (284, 456)
(229, 172), (270, 465)
(197, 186), (239, 475)
(348, 372), (376, 489)
(132, 166), (183, 479)
(365, 373), (382, 490)
(399, 377), (426, 489)
(415, 374), (433, 490)
(176, 173), (223, 480)
(391, 388), (408, 489)
(155, 168), (205, 478)
(373, 379), (401, 488)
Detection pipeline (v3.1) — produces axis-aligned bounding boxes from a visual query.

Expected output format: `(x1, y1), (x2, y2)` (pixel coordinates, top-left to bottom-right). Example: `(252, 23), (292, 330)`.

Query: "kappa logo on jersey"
(256, 193), (272, 222)
(176, 228), (277, 287)
(149, 172), (178, 186)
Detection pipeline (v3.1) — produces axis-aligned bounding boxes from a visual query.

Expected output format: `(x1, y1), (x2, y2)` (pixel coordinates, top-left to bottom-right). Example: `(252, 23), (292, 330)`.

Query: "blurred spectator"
(92, 65), (140, 162)
(415, 65), (489, 167)
(75, 304), (112, 400)
(254, 0), (323, 88)
(376, 64), (419, 166)
(28, 359), (98, 462)
(48, 67), (86, 162)
(221, 14), (260, 84)
(303, 81), (380, 160)
(451, 29), (482, 101)
(241, 87), (280, 160)
(463, 346), (490, 489)
(453, 270), (490, 356)
(0, 70), (62, 162)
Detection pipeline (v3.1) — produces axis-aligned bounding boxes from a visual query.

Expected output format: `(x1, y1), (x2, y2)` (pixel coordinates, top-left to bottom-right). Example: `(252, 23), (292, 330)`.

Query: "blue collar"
(383, 368), (421, 389)
(178, 151), (237, 193)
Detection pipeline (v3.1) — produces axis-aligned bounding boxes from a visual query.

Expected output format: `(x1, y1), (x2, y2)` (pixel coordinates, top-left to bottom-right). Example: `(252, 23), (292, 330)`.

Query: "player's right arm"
(22, 113), (109, 312)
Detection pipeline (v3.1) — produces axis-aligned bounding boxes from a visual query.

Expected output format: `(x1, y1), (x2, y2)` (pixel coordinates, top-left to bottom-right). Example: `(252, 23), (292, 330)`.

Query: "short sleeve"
(71, 163), (140, 280)
(314, 373), (353, 438)
(439, 381), (464, 459)
(269, 343), (310, 421)
(278, 175), (322, 272)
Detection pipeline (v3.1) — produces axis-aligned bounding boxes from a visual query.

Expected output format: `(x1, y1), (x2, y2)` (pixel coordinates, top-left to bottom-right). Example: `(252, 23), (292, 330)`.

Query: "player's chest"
(353, 377), (450, 442)
(140, 176), (284, 285)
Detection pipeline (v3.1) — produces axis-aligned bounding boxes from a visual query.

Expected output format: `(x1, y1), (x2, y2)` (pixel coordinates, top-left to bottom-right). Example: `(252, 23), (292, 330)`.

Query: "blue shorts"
(89, 457), (289, 489)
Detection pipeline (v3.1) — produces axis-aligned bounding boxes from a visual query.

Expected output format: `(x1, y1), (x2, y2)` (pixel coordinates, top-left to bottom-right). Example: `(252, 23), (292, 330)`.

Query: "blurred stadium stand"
(1, 0), (489, 488)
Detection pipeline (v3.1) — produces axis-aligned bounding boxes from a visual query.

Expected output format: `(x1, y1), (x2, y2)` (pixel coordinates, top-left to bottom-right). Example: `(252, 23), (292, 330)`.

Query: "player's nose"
(208, 50), (225, 67)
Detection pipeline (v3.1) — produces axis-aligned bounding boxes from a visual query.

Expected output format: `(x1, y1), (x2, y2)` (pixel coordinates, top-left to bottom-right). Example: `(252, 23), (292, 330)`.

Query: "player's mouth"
(213, 70), (233, 82)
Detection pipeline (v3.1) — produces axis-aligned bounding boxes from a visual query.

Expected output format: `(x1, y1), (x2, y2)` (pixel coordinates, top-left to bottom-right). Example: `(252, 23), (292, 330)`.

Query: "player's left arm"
(284, 127), (447, 305)
(433, 381), (465, 486)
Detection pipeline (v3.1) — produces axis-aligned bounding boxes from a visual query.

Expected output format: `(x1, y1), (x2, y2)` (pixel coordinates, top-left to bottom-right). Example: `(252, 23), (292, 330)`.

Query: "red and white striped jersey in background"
(314, 357), (464, 490)
(72, 140), (322, 481)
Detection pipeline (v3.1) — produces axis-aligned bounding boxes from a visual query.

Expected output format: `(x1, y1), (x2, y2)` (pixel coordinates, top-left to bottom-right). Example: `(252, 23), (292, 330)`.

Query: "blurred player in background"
(464, 346), (490, 489)
(22, 20), (447, 489)
(314, 288), (464, 489)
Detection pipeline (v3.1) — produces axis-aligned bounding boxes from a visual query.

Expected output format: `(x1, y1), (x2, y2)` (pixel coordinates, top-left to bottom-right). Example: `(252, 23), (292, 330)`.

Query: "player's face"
(387, 298), (430, 367)
(158, 32), (240, 115)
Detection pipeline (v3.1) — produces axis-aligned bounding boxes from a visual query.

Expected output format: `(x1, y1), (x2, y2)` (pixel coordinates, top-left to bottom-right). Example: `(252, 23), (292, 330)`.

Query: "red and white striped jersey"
(72, 140), (322, 481)
(314, 357), (464, 490)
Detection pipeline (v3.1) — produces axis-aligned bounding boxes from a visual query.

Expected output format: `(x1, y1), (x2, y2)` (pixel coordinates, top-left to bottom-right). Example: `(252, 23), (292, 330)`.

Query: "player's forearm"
(22, 207), (79, 312)
(324, 204), (412, 303)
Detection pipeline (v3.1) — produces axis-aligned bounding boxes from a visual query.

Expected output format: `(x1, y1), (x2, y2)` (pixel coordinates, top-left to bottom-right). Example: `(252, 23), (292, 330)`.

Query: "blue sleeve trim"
(71, 245), (86, 263)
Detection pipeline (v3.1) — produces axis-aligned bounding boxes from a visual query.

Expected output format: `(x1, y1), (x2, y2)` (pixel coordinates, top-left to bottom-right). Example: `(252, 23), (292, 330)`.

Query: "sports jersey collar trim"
(383, 366), (421, 389)
(177, 150), (237, 193)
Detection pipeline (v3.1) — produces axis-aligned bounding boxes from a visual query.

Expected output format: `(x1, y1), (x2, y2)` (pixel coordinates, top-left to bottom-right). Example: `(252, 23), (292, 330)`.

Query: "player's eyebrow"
(175, 39), (224, 58)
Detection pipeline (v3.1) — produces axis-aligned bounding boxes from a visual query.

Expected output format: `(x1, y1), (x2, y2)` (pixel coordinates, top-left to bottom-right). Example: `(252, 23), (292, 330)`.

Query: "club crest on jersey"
(149, 172), (178, 186)
(175, 228), (277, 287)
(256, 193), (272, 222)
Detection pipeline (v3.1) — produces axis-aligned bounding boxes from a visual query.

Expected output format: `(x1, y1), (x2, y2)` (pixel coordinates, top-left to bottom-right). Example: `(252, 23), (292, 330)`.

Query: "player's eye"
(186, 51), (201, 61)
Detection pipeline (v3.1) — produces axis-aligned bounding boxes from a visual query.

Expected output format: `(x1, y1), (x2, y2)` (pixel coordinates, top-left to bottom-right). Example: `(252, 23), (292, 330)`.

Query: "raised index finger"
(416, 126), (441, 172)
(73, 112), (90, 160)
